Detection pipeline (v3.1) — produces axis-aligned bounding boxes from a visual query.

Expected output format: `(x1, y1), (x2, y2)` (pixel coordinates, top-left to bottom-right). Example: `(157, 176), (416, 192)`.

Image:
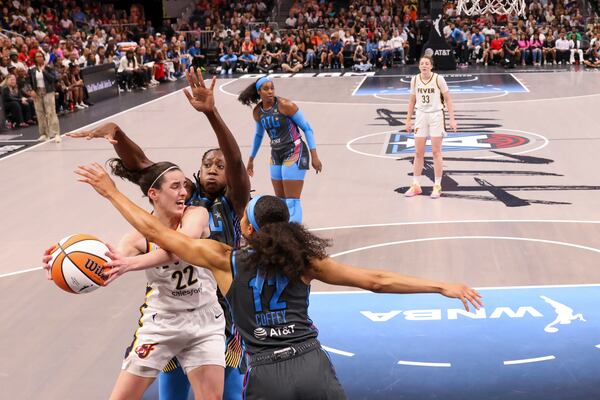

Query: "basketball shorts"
(414, 110), (446, 138)
(270, 140), (309, 181)
(122, 301), (226, 377)
(243, 340), (347, 399)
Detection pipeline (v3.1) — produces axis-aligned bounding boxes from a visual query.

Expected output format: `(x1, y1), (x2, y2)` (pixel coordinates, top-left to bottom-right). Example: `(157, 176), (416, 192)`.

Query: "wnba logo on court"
(135, 343), (158, 359)
(386, 132), (530, 154)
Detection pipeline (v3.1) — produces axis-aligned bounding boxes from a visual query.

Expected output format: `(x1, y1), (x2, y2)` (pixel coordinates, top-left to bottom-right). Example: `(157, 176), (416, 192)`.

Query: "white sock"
(412, 176), (421, 186)
(434, 176), (442, 186)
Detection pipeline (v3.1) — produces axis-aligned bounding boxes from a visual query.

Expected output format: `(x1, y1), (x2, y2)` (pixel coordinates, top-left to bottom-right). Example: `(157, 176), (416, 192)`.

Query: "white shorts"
(122, 301), (226, 377)
(414, 110), (446, 138)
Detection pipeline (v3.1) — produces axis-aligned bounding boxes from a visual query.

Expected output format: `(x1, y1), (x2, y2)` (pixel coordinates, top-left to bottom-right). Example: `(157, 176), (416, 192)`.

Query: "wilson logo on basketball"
(386, 132), (531, 154)
(84, 258), (105, 277)
(135, 343), (158, 359)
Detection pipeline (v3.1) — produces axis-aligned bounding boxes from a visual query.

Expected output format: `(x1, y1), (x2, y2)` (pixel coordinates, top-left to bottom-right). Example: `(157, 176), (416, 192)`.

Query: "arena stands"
(1, 0), (598, 132)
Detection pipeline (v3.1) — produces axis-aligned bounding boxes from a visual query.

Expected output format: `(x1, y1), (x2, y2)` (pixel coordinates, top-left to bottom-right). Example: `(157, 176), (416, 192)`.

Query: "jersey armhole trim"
(230, 249), (238, 278)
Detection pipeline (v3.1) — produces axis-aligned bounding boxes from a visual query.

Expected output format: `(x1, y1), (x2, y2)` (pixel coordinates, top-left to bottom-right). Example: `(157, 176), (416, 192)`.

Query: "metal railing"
(175, 30), (215, 47)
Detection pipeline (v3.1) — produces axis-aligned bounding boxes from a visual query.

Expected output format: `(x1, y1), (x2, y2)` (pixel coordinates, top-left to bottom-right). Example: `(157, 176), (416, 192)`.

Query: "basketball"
(49, 234), (111, 294)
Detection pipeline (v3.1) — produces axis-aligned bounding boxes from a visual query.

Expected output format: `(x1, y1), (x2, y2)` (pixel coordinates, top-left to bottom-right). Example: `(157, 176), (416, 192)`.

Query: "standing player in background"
(404, 55), (457, 199)
(66, 69), (250, 400)
(238, 76), (322, 223)
(75, 165), (484, 399)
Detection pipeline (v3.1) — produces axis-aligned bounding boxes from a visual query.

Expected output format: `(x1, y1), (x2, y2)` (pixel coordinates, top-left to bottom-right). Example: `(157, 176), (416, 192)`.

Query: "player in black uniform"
(67, 69), (250, 400)
(73, 164), (484, 400)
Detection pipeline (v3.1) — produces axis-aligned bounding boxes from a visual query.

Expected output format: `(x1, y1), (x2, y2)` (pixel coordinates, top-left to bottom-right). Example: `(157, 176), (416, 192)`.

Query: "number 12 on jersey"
(249, 273), (289, 313)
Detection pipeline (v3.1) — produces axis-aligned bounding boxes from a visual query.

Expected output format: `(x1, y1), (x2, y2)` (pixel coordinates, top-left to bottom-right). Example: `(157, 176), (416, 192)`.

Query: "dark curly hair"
(246, 196), (330, 280)
(107, 158), (180, 202)
(237, 78), (263, 106)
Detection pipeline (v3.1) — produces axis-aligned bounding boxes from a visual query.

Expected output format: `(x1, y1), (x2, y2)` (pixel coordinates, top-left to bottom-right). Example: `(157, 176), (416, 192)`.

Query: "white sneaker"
(168, 76), (176, 81)
(79, 102), (88, 108)
(227, 69), (233, 75)
(220, 69), (226, 75)
(404, 184), (422, 197)
(430, 185), (442, 199)
(75, 103), (86, 110)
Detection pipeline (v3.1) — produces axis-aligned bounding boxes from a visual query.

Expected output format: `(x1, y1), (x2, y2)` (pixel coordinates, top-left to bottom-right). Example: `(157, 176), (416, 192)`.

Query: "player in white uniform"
(404, 55), (457, 199)
(44, 162), (225, 400)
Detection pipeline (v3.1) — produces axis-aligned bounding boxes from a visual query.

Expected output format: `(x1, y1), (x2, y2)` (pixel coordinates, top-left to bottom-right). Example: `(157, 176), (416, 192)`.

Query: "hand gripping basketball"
(43, 234), (112, 294)
(102, 243), (134, 285)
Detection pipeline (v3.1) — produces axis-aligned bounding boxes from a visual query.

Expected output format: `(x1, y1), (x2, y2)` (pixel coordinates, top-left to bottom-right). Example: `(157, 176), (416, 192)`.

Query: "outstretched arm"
(75, 163), (234, 292)
(104, 206), (210, 284)
(308, 257), (483, 311)
(67, 122), (154, 170)
(184, 68), (251, 216)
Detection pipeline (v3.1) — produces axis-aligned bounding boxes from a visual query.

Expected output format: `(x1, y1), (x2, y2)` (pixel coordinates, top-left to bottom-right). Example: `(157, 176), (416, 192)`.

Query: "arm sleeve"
(250, 120), (265, 158)
(291, 110), (316, 149)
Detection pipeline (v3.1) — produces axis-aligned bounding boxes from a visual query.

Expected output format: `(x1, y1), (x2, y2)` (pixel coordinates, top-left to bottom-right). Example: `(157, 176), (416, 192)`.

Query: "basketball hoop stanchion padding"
(456, 0), (526, 16)
(422, 0), (457, 70)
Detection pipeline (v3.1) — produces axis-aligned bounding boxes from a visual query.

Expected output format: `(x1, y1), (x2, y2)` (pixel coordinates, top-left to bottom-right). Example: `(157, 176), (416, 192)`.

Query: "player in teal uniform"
(73, 163), (484, 400)
(238, 76), (322, 223)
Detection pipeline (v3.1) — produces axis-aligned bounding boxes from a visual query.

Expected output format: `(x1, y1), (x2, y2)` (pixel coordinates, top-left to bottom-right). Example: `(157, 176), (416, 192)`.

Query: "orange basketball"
(49, 234), (111, 294)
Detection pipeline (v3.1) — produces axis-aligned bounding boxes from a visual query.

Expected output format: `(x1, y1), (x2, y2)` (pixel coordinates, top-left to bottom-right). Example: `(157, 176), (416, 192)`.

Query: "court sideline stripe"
(503, 355), (555, 365)
(397, 360), (451, 367)
(3, 219), (600, 280)
(0, 87), (187, 164)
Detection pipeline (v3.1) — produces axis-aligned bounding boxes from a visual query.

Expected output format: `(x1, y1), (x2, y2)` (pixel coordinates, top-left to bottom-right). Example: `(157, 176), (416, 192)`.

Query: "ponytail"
(107, 158), (180, 199)
(237, 79), (262, 106)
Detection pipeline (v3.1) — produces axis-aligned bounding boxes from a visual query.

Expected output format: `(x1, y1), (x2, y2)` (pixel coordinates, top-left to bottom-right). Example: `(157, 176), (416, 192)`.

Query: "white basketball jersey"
(143, 241), (218, 311)
(411, 73), (447, 112)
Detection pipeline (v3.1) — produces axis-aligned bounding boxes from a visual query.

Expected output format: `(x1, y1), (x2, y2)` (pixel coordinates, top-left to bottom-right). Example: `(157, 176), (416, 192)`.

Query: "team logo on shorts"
(386, 132), (530, 154)
(253, 327), (267, 340)
(135, 343), (158, 359)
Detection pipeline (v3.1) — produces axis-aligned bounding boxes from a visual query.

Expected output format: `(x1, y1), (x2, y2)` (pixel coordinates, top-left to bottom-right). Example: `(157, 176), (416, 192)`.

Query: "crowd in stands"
(1, 0), (599, 132)
(0, 0), (277, 132)
(176, 0), (599, 75)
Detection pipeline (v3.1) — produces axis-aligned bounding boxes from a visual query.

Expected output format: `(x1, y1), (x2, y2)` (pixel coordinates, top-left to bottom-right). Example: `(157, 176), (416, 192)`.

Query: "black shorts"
(271, 140), (310, 169)
(243, 342), (346, 399)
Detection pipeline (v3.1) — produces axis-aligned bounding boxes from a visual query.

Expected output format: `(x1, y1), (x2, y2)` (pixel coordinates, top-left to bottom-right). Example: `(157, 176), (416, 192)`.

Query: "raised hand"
(67, 123), (119, 144)
(183, 67), (216, 114)
(440, 283), (483, 312)
(75, 163), (118, 198)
